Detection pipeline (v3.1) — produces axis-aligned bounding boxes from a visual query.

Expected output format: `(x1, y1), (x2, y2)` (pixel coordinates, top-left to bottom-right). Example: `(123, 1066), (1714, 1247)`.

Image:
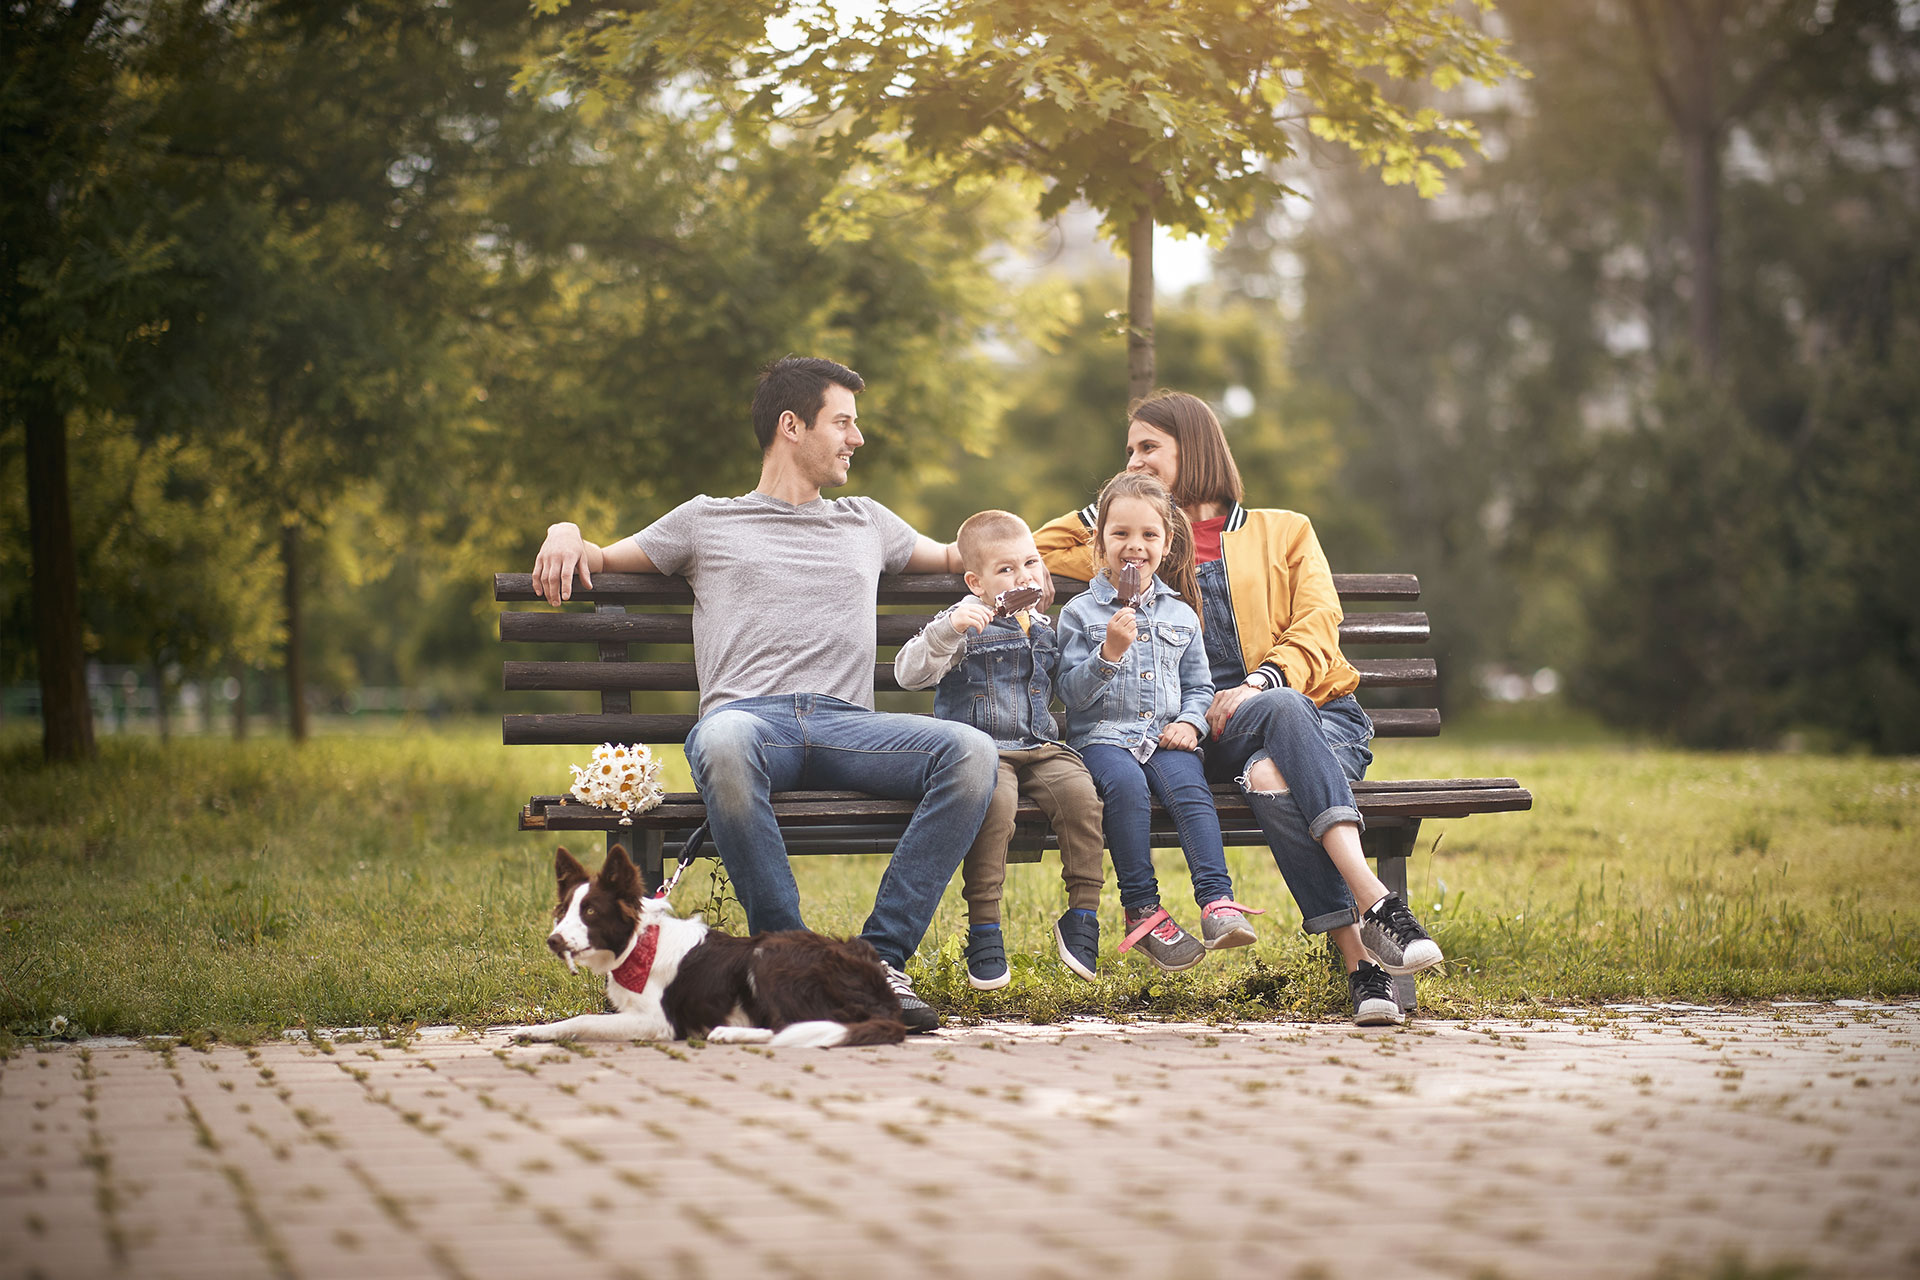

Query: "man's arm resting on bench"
(533, 522), (658, 605)
(905, 536), (962, 574)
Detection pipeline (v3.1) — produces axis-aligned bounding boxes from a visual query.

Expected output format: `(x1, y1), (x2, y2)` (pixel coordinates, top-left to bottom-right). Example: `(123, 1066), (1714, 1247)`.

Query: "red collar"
(609, 924), (660, 993)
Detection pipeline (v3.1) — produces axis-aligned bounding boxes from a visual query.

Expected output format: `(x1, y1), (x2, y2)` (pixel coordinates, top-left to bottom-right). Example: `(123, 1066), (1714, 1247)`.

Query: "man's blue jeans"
(1207, 690), (1374, 934)
(683, 694), (999, 970)
(1081, 743), (1233, 913)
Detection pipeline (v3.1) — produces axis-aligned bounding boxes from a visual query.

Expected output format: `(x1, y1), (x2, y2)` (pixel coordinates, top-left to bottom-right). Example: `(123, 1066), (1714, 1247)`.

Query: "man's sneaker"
(1360, 892), (1445, 975)
(964, 929), (1010, 991)
(1349, 960), (1404, 1027)
(1118, 905), (1206, 973)
(1053, 910), (1100, 982)
(1200, 898), (1264, 950)
(883, 964), (941, 1033)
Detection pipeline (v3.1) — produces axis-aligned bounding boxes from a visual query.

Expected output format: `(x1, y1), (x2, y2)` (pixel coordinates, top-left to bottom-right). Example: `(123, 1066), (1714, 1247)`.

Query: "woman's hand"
(1160, 721), (1199, 751)
(1100, 608), (1137, 662)
(1204, 683), (1262, 739)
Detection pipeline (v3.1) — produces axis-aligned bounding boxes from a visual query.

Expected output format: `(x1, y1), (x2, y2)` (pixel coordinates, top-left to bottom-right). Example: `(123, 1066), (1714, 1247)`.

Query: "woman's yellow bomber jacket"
(1034, 501), (1362, 707)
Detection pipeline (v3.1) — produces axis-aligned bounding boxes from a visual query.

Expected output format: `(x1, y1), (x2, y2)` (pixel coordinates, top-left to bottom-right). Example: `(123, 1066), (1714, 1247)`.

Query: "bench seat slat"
(501, 611), (1432, 647)
(503, 706), (1441, 745)
(495, 571), (1422, 605)
(502, 657), (1441, 693)
(519, 779), (1532, 834)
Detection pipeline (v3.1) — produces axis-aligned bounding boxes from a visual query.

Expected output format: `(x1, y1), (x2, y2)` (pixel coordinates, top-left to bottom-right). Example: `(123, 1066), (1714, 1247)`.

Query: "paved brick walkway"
(4, 1007), (1918, 1279)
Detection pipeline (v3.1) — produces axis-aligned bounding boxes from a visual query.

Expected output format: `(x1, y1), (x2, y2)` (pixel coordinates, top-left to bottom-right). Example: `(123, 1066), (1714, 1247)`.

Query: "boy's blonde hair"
(955, 509), (1034, 575)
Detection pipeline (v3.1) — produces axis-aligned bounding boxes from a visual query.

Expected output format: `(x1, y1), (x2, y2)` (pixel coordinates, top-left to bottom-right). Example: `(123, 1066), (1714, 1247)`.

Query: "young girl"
(1057, 471), (1263, 971)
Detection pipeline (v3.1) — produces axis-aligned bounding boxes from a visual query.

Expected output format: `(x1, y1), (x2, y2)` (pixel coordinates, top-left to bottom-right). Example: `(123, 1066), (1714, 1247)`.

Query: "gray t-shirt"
(635, 492), (920, 716)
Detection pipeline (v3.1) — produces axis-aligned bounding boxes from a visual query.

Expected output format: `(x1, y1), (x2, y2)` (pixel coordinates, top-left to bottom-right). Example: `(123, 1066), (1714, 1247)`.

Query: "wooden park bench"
(496, 570), (1533, 1008)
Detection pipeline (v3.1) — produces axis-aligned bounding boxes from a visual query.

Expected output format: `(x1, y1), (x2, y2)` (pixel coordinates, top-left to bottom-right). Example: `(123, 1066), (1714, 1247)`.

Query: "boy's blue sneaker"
(965, 927), (1010, 990)
(1053, 910), (1099, 982)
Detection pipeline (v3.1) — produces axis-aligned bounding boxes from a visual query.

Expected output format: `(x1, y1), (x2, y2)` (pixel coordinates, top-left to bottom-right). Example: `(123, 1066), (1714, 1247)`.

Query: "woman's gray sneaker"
(1053, 910), (1100, 982)
(1360, 892), (1444, 975)
(1349, 960), (1404, 1026)
(1119, 906), (1206, 973)
(883, 964), (941, 1033)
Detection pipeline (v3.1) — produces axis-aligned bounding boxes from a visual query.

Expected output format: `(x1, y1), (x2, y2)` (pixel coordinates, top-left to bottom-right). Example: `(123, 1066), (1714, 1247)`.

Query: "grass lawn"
(2, 716), (1915, 1039)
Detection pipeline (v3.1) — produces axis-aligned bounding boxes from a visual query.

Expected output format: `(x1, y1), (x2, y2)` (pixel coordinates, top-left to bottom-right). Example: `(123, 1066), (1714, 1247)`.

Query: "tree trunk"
(1126, 210), (1156, 404)
(151, 658), (170, 743)
(230, 660), (249, 741)
(22, 392), (96, 763)
(1680, 120), (1721, 375)
(280, 523), (309, 743)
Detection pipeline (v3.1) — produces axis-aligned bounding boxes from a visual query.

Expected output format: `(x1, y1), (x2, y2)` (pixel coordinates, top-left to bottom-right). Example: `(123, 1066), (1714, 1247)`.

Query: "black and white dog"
(514, 844), (908, 1048)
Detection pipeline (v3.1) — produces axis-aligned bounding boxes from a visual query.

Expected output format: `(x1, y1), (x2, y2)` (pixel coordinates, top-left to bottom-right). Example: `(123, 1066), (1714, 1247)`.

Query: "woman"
(1035, 392), (1443, 1027)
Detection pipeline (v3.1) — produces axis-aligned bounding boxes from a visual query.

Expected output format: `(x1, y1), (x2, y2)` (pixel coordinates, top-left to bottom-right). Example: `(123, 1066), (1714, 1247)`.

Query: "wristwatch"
(1242, 668), (1275, 692)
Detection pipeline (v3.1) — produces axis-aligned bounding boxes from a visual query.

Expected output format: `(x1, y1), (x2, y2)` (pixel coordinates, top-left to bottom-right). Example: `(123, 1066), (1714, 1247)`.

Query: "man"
(532, 356), (997, 1032)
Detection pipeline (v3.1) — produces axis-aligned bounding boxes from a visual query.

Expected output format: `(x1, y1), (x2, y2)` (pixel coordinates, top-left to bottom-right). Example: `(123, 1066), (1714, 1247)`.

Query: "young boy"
(894, 511), (1107, 988)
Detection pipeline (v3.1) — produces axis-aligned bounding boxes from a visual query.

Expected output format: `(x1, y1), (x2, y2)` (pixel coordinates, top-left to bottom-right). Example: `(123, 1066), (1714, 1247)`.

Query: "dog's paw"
(705, 1026), (774, 1045)
(496, 1024), (557, 1042)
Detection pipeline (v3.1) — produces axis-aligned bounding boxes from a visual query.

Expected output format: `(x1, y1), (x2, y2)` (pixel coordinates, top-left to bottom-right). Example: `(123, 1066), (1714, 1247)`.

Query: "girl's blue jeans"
(1080, 743), (1232, 913)
(1206, 690), (1375, 934)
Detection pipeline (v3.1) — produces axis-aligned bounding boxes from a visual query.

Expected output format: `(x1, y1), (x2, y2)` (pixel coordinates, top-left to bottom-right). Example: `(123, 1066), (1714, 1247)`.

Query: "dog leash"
(650, 821), (708, 899)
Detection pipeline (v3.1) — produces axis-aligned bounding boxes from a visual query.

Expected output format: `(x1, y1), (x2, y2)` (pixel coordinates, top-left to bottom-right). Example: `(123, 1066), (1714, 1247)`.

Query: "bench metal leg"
(632, 829), (665, 894)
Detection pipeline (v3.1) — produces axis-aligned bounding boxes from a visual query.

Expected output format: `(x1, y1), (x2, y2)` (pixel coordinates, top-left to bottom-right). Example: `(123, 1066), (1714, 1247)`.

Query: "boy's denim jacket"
(893, 601), (1062, 750)
(1057, 570), (1212, 757)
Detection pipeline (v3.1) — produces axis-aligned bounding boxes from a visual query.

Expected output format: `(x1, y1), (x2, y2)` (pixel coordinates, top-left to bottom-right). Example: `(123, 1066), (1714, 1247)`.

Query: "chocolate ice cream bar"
(993, 585), (1044, 618)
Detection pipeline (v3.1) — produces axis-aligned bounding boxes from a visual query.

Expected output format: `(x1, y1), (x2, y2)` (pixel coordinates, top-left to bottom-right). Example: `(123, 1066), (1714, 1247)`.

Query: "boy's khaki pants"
(963, 742), (1105, 926)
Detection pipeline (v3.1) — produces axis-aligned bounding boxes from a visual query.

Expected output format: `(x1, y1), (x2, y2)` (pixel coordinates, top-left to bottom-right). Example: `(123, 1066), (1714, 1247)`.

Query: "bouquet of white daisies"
(568, 743), (666, 825)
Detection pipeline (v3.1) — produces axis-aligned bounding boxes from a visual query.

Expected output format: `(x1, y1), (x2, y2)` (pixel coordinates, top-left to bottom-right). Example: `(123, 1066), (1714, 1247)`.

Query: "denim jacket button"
(1143, 671), (1155, 680)
(1138, 710), (1150, 718)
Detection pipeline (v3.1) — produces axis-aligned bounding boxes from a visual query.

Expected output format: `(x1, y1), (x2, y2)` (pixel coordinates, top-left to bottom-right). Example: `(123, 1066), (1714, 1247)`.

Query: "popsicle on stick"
(993, 585), (1044, 618)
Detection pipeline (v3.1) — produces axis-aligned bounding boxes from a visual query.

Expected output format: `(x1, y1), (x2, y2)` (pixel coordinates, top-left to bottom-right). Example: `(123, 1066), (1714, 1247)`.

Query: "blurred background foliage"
(3, 0), (1917, 753)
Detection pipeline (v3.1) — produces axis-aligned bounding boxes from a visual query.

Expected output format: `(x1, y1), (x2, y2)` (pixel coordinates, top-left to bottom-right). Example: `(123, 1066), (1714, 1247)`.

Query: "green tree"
(530, 0), (1518, 400)
(1, 0), (170, 761)
(1267, 0), (1920, 746)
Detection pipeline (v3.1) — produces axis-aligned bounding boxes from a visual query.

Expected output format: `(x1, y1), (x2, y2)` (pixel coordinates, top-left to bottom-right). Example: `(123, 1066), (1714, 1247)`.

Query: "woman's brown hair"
(1093, 470), (1201, 621)
(1129, 391), (1244, 512)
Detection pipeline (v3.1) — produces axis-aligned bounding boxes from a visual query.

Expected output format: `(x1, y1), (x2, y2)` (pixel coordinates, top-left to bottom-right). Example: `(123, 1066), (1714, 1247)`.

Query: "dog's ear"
(599, 844), (641, 901)
(555, 846), (590, 900)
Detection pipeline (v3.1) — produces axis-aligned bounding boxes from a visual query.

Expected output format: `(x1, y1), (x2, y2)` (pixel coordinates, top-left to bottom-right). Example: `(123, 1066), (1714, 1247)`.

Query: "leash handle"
(651, 821), (708, 898)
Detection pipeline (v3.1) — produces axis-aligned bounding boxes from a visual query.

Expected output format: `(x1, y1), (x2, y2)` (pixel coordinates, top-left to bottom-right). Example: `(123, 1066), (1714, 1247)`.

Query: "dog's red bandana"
(610, 924), (661, 993)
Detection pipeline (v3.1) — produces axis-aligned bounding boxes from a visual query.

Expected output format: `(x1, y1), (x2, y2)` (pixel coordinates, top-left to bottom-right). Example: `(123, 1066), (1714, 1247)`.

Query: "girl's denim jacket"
(1057, 570), (1212, 758)
(893, 603), (1062, 750)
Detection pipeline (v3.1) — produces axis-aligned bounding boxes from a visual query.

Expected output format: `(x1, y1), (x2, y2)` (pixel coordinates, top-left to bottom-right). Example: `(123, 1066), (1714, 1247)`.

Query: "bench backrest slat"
(501, 611), (1433, 647)
(502, 705), (1442, 746)
(502, 657), (1440, 694)
(493, 571), (1423, 605)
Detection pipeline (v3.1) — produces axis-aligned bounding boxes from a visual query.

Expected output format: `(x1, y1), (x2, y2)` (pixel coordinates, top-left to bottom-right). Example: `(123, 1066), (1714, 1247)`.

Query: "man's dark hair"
(751, 356), (866, 451)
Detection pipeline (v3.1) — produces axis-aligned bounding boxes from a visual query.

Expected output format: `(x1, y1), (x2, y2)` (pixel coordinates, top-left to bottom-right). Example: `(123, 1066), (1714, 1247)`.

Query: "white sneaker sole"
(1135, 947), (1207, 973)
(966, 967), (1011, 991)
(1052, 921), (1098, 982)
(1365, 942), (1444, 977)
(1353, 997), (1404, 1026)
(1202, 926), (1257, 950)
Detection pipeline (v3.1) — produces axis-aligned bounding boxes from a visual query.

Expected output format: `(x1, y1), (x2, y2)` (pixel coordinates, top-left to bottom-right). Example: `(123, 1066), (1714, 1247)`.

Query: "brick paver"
(4, 1007), (1918, 1279)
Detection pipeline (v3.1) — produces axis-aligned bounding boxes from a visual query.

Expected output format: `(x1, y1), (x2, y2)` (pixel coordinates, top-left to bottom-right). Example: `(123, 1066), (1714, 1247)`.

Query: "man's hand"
(1100, 608), (1137, 663)
(1205, 683), (1262, 739)
(533, 522), (593, 605)
(949, 599), (994, 635)
(1160, 721), (1200, 751)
